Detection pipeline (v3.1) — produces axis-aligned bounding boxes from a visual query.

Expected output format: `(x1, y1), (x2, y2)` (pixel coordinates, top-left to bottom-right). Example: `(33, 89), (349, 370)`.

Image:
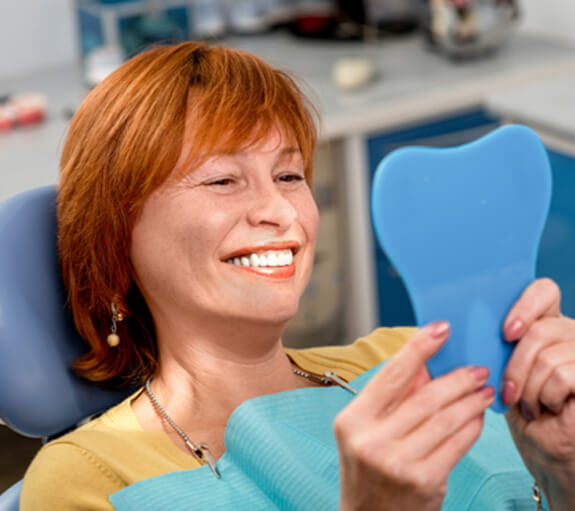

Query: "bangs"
(178, 47), (319, 184)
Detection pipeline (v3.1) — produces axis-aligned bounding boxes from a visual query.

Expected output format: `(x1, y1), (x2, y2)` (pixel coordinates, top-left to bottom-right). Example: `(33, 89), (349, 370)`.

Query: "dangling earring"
(107, 302), (124, 347)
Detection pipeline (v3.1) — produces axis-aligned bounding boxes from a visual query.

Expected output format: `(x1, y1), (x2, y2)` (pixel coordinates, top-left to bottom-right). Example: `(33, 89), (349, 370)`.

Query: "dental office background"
(1, 1), (574, 79)
(1, 0), (575, 494)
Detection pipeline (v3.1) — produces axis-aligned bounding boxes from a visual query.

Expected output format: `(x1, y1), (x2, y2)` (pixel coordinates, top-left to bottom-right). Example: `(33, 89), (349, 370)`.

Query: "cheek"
(297, 197), (319, 283)
(304, 198), (320, 245)
(295, 190), (320, 240)
(130, 197), (196, 284)
(130, 207), (175, 291)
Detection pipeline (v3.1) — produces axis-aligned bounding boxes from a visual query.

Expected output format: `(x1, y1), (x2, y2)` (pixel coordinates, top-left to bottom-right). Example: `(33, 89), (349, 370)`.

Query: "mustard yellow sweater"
(20, 328), (414, 511)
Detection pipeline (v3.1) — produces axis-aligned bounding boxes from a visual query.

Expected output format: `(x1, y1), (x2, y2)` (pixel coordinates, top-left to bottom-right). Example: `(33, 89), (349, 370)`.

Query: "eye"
(206, 177), (235, 186)
(277, 173), (305, 183)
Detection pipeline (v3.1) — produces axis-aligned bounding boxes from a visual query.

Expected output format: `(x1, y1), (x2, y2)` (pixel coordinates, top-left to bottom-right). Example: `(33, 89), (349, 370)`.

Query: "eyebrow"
(217, 147), (301, 158)
(280, 147), (301, 155)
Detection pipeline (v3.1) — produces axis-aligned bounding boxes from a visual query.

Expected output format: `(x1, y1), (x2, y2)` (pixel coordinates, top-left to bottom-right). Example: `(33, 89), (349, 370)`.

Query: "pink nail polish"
(469, 366), (489, 382)
(505, 319), (523, 340)
(429, 321), (450, 339)
(478, 386), (495, 401)
(501, 380), (516, 405)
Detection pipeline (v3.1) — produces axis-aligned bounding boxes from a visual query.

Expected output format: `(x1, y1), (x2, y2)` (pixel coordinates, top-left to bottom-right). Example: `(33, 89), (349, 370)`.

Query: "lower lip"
(229, 263), (296, 279)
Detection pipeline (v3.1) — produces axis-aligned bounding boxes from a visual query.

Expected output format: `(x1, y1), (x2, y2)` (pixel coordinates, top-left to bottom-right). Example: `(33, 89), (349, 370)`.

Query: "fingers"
(503, 278), (562, 341)
(378, 373), (493, 459)
(503, 316), (567, 407)
(421, 414), (485, 480)
(383, 366), (490, 439)
(334, 323), (490, 510)
(365, 393), (488, 493)
(521, 341), (575, 416)
(539, 362), (575, 415)
(349, 321), (450, 420)
(501, 279), (575, 419)
(413, 387), (493, 459)
(341, 363), (492, 475)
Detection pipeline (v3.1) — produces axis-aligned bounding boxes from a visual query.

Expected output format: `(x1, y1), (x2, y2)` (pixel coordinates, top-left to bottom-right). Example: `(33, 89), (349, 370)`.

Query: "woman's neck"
(131, 324), (307, 458)
(155, 335), (299, 418)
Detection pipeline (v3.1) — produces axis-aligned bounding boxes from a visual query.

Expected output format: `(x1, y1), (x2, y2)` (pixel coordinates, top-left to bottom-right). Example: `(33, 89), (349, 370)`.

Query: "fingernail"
(520, 401), (535, 421)
(505, 319), (523, 340)
(429, 321), (450, 339)
(478, 386), (495, 402)
(469, 366), (489, 382)
(501, 379), (516, 405)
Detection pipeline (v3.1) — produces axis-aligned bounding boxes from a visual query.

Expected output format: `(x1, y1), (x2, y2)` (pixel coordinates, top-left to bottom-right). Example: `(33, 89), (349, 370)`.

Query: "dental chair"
(0, 187), (133, 511)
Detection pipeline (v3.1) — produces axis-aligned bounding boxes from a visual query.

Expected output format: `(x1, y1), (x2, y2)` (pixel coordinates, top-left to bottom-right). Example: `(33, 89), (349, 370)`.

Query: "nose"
(246, 182), (297, 231)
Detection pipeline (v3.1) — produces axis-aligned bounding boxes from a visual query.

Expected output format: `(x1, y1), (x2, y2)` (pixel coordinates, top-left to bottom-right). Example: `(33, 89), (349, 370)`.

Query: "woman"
(21, 42), (575, 510)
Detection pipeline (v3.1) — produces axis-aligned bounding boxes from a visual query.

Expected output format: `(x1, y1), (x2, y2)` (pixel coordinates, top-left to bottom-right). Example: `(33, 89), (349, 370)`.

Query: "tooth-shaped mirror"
(371, 125), (552, 412)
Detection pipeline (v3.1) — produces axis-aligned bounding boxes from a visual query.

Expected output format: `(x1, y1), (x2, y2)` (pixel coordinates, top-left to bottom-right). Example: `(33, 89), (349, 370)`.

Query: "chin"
(232, 302), (300, 327)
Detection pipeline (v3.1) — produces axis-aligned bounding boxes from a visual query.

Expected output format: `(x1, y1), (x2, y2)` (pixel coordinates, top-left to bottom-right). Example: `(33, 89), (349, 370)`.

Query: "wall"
(0, 0), (574, 80)
(518, 0), (575, 45)
(0, 0), (76, 79)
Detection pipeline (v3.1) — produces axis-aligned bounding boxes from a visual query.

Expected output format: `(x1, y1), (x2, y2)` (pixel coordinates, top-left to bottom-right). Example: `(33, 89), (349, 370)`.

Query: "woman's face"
(130, 129), (319, 332)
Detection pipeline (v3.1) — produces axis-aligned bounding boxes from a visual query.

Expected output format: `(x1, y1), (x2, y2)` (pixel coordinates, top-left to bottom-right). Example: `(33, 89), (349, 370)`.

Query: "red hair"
(58, 42), (319, 385)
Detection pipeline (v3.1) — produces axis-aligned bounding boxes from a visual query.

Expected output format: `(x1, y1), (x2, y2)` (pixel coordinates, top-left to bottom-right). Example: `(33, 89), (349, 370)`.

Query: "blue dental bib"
(371, 125), (552, 412)
(111, 364), (537, 510)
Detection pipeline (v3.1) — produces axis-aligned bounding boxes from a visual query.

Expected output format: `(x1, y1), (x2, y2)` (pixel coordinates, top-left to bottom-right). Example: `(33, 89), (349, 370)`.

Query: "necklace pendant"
(292, 367), (357, 395)
(198, 442), (221, 479)
(323, 371), (358, 395)
(293, 368), (331, 386)
(145, 376), (221, 479)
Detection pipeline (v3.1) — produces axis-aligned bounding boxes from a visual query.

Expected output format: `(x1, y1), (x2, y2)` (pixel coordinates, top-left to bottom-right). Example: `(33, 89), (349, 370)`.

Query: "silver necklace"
(291, 368), (358, 395)
(144, 368), (356, 479)
(145, 377), (221, 477)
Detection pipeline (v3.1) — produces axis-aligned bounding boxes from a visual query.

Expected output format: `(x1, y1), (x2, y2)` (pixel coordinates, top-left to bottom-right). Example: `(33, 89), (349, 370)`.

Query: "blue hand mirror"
(371, 124), (552, 412)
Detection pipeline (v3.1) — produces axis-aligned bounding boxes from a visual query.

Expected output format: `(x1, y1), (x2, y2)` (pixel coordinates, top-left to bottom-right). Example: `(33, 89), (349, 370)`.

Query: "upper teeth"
(227, 249), (293, 268)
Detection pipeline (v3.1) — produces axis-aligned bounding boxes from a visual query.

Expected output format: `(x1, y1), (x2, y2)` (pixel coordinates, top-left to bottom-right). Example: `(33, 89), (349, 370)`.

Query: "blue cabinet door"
(537, 149), (575, 317)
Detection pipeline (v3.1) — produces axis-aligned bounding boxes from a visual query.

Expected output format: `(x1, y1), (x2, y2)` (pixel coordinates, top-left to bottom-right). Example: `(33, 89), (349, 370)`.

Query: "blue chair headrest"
(0, 480), (22, 511)
(0, 187), (132, 438)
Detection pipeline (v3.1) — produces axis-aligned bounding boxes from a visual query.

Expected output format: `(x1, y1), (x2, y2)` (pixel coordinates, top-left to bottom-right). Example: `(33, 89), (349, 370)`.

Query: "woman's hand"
(334, 322), (494, 511)
(502, 278), (575, 510)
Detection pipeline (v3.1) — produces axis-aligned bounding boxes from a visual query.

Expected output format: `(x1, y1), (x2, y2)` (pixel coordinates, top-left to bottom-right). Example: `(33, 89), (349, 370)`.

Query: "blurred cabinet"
(485, 71), (575, 321)
(76, 0), (192, 57)
(284, 143), (344, 348)
(537, 148), (575, 318)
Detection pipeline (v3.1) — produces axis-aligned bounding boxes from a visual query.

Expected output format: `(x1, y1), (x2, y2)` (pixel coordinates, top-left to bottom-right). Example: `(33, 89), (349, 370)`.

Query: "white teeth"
(267, 253), (278, 266)
(227, 249), (294, 268)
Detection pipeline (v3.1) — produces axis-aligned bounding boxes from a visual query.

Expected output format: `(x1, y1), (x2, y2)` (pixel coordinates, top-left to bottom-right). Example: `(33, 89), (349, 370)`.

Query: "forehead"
(228, 127), (300, 156)
(179, 119), (299, 165)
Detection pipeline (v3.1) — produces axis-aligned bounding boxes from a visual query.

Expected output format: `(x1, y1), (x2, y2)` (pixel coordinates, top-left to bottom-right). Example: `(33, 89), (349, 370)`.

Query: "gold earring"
(107, 302), (124, 347)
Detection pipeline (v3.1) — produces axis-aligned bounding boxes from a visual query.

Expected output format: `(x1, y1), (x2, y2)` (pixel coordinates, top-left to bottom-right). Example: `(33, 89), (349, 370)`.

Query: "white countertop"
(2, 32), (575, 201)
(486, 70), (575, 143)
(229, 32), (575, 139)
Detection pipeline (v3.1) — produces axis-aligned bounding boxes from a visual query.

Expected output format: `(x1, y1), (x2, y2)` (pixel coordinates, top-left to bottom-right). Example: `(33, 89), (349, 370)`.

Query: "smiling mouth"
(225, 248), (294, 268)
